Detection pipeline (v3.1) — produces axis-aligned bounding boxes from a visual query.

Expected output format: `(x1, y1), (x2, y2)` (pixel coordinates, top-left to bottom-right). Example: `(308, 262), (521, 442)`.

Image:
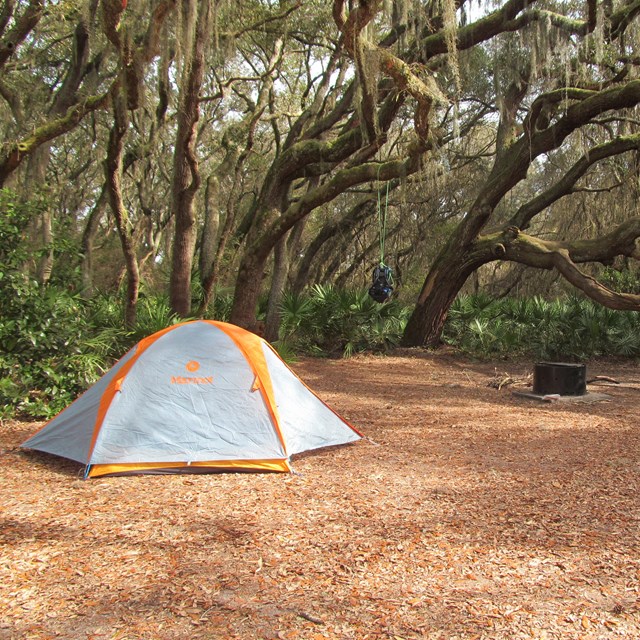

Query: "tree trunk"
(229, 251), (269, 331)
(198, 174), (219, 292)
(198, 168), (245, 313)
(169, 0), (209, 317)
(80, 186), (108, 297)
(105, 94), (139, 329)
(402, 245), (489, 347)
(228, 194), (287, 331)
(23, 146), (54, 284)
(264, 234), (289, 342)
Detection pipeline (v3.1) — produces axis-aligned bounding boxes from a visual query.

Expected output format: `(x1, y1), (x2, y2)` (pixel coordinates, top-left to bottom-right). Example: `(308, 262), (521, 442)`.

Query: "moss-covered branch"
(332, 0), (446, 144)
(0, 92), (110, 187)
(498, 222), (640, 310)
(610, 0), (640, 39)
(523, 88), (598, 135)
(419, 0), (590, 59)
(0, 0), (177, 187)
(551, 249), (640, 310)
(476, 79), (640, 218)
(510, 134), (640, 229)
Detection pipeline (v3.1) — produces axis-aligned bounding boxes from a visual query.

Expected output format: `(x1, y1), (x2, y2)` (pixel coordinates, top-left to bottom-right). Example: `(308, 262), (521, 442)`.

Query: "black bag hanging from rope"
(368, 178), (394, 303)
(369, 263), (394, 303)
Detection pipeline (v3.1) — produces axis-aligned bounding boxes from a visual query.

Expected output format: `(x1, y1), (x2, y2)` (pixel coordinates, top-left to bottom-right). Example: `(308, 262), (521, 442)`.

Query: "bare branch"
(139, 0), (177, 63)
(0, 0), (44, 69)
(510, 134), (640, 229)
(228, 1), (302, 39)
(101, 0), (126, 50)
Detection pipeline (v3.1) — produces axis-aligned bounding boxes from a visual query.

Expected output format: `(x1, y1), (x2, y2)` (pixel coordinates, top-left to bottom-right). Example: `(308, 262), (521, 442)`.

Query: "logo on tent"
(171, 361), (213, 385)
(186, 360), (200, 372)
(171, 375), (214, 385)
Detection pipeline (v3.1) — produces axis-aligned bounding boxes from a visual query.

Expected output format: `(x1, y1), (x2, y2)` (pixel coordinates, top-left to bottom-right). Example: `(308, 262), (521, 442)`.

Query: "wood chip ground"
(1, 352), (639, 639)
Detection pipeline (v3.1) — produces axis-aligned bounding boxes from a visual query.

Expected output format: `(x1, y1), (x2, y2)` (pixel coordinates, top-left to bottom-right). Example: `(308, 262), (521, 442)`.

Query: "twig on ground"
(587, 376), (620, 385)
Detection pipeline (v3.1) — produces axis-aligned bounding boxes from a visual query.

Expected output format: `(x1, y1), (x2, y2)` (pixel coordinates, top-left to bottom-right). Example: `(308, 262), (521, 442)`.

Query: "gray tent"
(21, 320), (361, 477)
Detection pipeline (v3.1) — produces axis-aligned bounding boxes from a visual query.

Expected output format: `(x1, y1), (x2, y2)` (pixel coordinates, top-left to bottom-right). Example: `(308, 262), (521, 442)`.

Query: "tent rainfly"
(21, 320), (361, 478)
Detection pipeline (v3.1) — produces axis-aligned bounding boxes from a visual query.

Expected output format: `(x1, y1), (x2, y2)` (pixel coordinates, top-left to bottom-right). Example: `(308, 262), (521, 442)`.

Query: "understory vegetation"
(3, 188), (639, 419)
(2, 280), (640, 419)
(442, 292), (640, 360)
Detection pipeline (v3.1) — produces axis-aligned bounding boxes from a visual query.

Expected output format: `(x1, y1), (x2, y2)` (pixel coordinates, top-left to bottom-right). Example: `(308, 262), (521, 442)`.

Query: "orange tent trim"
(88, 458), (291, 477)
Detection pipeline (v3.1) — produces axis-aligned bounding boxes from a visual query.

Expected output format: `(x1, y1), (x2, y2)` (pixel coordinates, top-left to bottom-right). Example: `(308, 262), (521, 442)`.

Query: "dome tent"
(21, 320), (361, 478)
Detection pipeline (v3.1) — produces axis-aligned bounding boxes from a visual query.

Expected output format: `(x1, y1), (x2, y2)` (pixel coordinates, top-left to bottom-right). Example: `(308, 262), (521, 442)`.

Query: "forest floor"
(1, 350), (640, 640)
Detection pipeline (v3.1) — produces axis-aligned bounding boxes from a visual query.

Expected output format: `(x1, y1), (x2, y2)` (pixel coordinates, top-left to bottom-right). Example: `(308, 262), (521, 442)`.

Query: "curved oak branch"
(500, 225), (640, 310)
(510, 134), (640, 229)
(552, 248), (640, 310)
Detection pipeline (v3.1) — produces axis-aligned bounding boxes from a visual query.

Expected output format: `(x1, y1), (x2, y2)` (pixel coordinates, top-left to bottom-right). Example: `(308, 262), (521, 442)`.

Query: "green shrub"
(0, 191), (115, 418)
(600, 266), (640, 295)
(279, 285), (410, 357)
(443, 293), (640, 360)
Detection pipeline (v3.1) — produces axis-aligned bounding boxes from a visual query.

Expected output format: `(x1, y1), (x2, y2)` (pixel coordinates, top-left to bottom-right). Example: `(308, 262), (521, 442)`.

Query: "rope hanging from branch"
(368, 176), (394, 303)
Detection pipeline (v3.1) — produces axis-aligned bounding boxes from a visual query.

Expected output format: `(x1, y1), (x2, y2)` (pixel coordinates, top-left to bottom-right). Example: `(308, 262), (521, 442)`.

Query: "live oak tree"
(226, 0), (450, 331)
(226, 0), (640, 343)
(1, 0), (295, 323)
(290, 0), (640, 348)
(3, 0), (640, 348)
(0, 0), (173, 319)
(102, 0), (176, 326)
(385, 0), (640, 347)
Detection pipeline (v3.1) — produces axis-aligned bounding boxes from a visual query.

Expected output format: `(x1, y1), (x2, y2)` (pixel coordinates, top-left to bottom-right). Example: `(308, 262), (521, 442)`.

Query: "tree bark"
(230, 250), (271, 332)
(198, 174), (219, 294)
(264, 234), (289, 342)
(24, 146), (53, 284)
(402, 246), (489, 348)
(80, 187), (108, 297)
(105, 94), (139, 328)
(169, 0), (210, 317)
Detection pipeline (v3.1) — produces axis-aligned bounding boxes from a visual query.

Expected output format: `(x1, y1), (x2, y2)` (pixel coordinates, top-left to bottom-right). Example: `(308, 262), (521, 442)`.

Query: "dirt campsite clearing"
(2, 351), (640, 640)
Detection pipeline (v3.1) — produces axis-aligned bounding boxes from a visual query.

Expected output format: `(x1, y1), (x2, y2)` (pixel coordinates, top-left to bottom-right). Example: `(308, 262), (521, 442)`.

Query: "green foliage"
(600, 267), (640, 295)
(0, 191), (115, 418)
(0, 192), (238, 421)
(4, 205), (640, 423)
(208, 288), (235, 322)
(270, 337), (299, 365)
(443, 293), (640, 360)
(279, 285), (410, 357)
(127, 296), (184, 344)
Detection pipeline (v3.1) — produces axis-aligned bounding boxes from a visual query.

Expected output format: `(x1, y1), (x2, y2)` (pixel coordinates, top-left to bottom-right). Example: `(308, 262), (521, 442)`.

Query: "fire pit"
(512, 362), (612, 403)
(533, 362), (587, 396)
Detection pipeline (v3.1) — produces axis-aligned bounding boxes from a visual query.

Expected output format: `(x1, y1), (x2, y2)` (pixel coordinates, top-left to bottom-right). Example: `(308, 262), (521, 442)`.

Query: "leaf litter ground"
(1, 351), (639, 640)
